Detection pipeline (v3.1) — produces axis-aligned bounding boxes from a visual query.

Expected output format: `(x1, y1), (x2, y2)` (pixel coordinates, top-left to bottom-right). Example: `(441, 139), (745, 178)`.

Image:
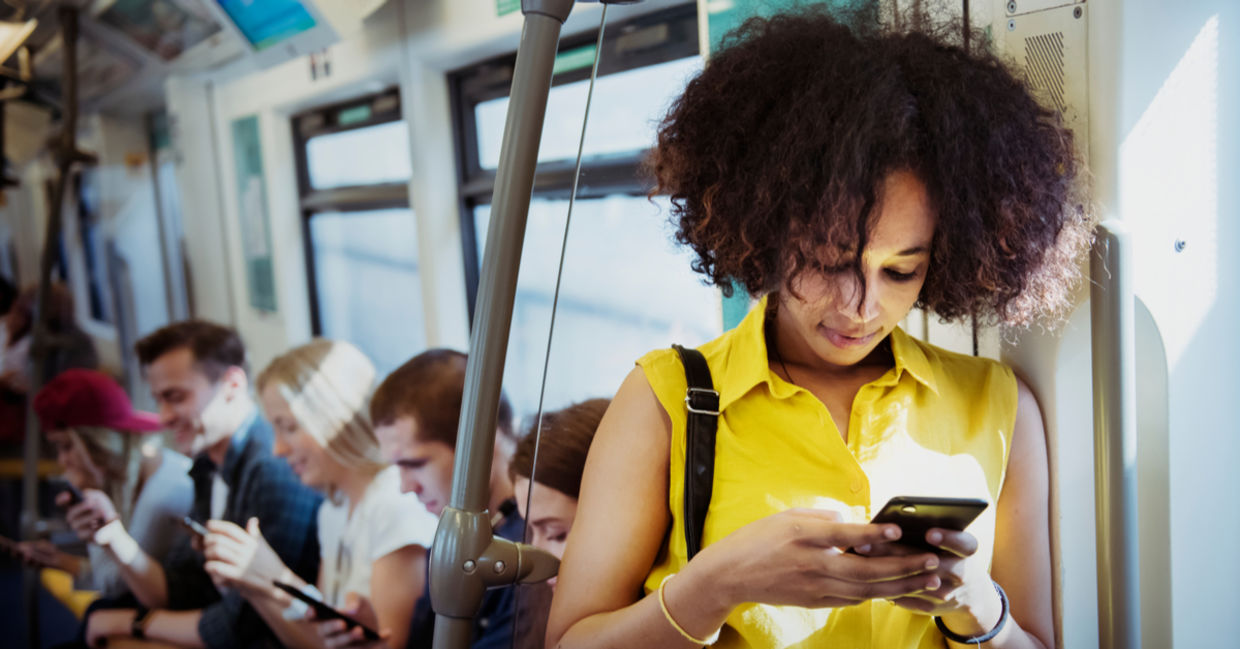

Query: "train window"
(306, 120), (413, 190)
(473, 56), (703, 170)
(450, 4), (720, 421)
(471, 195), (720, 420)
(307, 208), (425, 374)
(292, 89), (423, 374)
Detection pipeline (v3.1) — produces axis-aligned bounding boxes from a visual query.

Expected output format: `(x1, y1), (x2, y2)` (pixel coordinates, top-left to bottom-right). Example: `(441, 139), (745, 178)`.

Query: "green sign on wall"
(497, 0), (520, 17)
(231, 115), (278, 313)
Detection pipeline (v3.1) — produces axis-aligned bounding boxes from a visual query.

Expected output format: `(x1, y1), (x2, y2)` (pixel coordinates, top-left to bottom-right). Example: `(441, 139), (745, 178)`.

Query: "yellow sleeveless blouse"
(638, 298), (1017, 649)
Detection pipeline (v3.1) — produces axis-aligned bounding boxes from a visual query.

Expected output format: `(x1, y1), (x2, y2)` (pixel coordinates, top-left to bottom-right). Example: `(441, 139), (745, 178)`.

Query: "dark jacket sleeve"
(197, 589), (272, 649)
(470, 586), (518, 649)
(239, 456), (322, 583)
(162, 533), (218, 610)
(195, 458), (322, 649)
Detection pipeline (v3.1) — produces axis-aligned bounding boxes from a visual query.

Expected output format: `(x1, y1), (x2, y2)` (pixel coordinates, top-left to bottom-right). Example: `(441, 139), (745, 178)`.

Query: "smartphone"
(50, 479), (84, 507)
(180, 516), (209, 540)
(273, 581), (381, 641)
(869, 496), (989, 552)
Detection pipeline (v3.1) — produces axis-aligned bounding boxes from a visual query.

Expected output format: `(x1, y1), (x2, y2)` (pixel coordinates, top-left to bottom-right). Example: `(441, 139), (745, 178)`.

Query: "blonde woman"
(204, 339), (437, 649)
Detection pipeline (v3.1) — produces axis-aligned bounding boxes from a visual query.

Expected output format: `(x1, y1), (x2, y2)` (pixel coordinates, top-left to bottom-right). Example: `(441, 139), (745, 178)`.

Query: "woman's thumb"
(247, 517), (262, 537)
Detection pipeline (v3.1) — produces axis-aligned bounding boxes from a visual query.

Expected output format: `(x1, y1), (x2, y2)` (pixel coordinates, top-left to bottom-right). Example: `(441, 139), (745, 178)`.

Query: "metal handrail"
(1090, 220), (1141, 649)
(428, 2), (578, 648)
(20, 8), (100, 647)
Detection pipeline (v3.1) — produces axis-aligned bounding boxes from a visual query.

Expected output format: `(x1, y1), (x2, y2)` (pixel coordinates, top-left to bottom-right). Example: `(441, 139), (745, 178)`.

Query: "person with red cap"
(17, 368), (194, 604)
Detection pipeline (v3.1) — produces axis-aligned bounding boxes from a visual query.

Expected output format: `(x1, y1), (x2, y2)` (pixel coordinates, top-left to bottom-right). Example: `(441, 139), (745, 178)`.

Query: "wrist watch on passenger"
(131, 606), (153, 639)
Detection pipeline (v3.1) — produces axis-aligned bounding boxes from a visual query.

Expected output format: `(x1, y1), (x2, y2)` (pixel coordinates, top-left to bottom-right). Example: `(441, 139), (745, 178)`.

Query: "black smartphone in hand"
(869, 496), (989, 552)
(50, 478), (84, 507)
(273, 581), (381, 641)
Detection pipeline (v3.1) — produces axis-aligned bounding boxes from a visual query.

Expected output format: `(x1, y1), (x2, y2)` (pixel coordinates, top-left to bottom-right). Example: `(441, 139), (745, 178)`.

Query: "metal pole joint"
(429, 507), (560, 619)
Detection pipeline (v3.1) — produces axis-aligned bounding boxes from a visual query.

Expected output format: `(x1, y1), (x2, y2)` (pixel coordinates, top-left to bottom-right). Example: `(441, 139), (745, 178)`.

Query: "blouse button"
(849, 478), (863, 493)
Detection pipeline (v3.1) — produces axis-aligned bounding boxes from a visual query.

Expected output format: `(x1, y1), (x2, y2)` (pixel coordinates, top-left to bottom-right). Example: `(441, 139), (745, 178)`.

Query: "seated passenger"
(509, 398), (608, 584)
(314, 348), (518, 649)
(0, 283), (98, 442)
(83, 320), (322, 649)
(507, 398), (608, 649)
(202, 339), (437, 649)
(548, 8), (1089, 649)
(18, 369), (193, 604)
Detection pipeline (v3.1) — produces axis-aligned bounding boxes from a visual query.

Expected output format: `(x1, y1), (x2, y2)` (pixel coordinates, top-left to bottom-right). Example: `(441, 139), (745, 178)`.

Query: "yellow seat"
(39, 567), (98, 619)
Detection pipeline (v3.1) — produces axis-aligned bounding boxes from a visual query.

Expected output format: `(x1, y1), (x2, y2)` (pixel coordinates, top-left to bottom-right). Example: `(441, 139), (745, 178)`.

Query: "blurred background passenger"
(19, 369), (191, 603)
(84, 320), (322, 649)
(322, 348), (517, 649)
(509, 398), (608, 585)
(1, 283), (98, 394)
(507, 398), (608, 649)
(0, 283), (98, 443)
(204, 339), (436, 649)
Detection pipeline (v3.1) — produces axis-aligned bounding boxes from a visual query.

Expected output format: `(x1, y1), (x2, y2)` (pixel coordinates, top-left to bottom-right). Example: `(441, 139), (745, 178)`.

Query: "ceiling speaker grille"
(1024, 32), (1066, 112)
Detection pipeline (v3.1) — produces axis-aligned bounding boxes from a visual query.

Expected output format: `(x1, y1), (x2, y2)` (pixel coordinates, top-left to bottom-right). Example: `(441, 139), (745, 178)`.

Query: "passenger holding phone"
(548, 9), (1090, 649)
(83, 321), (322, 649)
(202, 339), (437, 649)
(21, 368), (193, 601)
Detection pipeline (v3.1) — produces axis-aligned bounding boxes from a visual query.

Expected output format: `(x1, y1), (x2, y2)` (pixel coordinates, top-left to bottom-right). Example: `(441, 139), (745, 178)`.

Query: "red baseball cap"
(33, 369), (162, 434)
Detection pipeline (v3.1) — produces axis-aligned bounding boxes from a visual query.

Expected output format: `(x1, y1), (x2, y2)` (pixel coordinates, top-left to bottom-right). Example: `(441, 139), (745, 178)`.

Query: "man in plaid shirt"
(82, 321), (321, 648)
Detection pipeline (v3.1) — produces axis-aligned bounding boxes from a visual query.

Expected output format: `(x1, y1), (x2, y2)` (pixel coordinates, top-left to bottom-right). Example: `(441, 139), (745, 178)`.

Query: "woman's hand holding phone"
(60, 489), (119, 542)
(853, 497), (1004, 633)
(862, 527), (1004, 635)
(681, 508), (944, 614)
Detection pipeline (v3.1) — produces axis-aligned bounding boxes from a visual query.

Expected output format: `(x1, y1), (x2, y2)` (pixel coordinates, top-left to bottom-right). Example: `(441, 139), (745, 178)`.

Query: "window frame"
(291, 88), (410, 335)
(447, 4), (700, 326)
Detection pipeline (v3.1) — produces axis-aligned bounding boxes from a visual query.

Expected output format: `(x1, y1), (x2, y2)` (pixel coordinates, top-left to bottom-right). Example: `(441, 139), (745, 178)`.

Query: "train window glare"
(308, 209), (425, 375)
(451, 4), (708, 421)
(306, 120), (413, 190)
(474, 195), (721, 420)
(293, 89), (420, 368)
(474, 56), (702, 170)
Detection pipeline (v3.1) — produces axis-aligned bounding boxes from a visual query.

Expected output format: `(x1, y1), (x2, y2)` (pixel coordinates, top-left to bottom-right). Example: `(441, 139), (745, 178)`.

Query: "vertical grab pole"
(430, 2), (574, 648)
(1090, 220), (1140, 649)
(23, 8), (87, 647)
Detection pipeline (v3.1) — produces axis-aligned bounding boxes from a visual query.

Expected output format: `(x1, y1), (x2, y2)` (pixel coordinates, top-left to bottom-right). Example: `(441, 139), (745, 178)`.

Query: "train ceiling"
(1, 0), (251, 118)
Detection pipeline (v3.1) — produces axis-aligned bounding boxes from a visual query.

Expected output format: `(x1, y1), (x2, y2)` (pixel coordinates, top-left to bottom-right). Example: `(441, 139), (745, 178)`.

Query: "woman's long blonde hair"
(257, 339), (385, 478)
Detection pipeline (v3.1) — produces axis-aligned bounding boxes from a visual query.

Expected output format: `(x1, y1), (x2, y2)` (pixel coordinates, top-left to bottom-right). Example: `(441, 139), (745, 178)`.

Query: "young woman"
(204, 339), (437, 649)
(508, 399), (608, 649)
(22, 368), (192, 599)
(509, 398), (609, 587)
(548, 9), (1089, 649)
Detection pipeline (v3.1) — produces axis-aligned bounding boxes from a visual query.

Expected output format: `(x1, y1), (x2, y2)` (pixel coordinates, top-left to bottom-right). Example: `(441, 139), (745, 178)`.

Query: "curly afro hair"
(648, 7), (1092, 327)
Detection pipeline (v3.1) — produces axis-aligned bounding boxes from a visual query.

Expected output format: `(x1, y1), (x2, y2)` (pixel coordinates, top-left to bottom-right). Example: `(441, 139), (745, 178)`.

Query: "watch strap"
(131, 606), (152, 639)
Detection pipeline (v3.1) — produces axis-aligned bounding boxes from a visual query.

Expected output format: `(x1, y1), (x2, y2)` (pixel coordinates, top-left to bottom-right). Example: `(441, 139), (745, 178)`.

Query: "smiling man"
(83, 320), (322, 649)
(370, 348), (519, 649)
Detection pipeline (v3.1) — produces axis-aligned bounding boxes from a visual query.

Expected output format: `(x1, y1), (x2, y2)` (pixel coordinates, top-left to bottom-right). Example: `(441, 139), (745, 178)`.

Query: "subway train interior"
(0, 0), (1235, 648)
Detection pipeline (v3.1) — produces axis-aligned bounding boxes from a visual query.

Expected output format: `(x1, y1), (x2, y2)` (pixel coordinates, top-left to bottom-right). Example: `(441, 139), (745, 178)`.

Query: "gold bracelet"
(658, 574), (722, 646)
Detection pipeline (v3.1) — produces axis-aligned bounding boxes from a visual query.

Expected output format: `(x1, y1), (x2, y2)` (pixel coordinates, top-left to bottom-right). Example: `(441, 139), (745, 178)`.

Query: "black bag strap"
(672, 344), (718, 561)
